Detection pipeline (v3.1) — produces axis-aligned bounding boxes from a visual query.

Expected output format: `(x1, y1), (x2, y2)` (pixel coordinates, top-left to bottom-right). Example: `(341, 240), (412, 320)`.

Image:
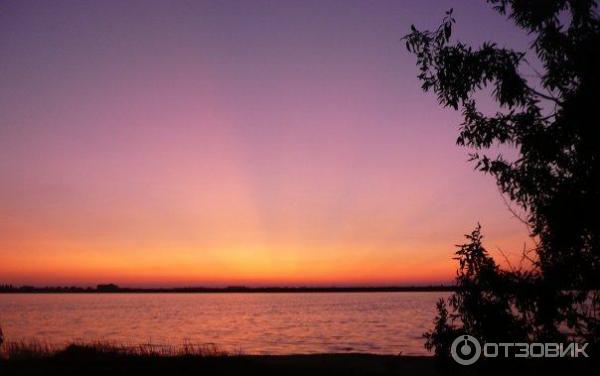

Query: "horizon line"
(0, 283), (456, 293)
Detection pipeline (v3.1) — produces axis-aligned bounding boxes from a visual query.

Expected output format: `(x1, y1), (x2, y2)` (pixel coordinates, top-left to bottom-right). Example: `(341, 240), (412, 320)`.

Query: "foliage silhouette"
(424, 226), (533, 371)
(405, 0), (600, 359)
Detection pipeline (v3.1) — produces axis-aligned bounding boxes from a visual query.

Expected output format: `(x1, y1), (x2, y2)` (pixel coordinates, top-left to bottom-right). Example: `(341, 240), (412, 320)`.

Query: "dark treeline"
(0, 283), (454, 293)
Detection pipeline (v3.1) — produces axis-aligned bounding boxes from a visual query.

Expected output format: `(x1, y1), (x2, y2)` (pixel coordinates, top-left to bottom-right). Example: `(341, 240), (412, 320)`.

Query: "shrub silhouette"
(424, 225), (530, 362)
(405, 0), (600, 357)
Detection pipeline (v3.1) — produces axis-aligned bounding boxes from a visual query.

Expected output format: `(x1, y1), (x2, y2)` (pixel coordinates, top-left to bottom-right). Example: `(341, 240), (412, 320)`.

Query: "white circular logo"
(451, 335), (481, 365)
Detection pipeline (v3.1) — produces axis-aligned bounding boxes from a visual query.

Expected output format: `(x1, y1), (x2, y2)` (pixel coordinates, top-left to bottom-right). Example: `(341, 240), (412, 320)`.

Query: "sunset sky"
(0, 0), (534, 287)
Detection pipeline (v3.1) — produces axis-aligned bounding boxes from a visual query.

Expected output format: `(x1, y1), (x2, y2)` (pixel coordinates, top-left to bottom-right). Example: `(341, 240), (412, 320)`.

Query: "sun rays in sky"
(0, 0), (534, 286)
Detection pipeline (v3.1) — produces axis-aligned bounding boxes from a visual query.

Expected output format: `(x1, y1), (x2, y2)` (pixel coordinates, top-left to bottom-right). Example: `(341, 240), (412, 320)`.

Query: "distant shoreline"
(0, 285), (455, 294)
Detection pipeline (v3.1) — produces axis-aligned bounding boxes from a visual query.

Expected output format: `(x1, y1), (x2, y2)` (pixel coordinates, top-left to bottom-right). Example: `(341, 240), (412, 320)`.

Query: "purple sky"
(0, 0), (534, 286)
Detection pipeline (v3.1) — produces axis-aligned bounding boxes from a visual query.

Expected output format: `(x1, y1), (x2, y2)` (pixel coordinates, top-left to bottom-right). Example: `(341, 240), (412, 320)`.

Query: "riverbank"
(0, 343), (596, 376)
(1, 352), (433, 376)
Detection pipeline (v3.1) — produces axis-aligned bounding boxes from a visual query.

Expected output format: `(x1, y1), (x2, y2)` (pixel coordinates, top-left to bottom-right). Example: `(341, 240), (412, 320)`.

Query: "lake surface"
(0, 292), (448, 355)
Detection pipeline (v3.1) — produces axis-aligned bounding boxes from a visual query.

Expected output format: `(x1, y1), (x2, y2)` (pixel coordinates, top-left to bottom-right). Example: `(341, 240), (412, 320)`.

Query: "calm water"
(0, 292), (448, 355)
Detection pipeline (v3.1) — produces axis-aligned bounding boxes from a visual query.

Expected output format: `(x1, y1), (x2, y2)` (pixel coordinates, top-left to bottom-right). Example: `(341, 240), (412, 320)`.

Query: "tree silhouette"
(405, 0), (599, 357)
